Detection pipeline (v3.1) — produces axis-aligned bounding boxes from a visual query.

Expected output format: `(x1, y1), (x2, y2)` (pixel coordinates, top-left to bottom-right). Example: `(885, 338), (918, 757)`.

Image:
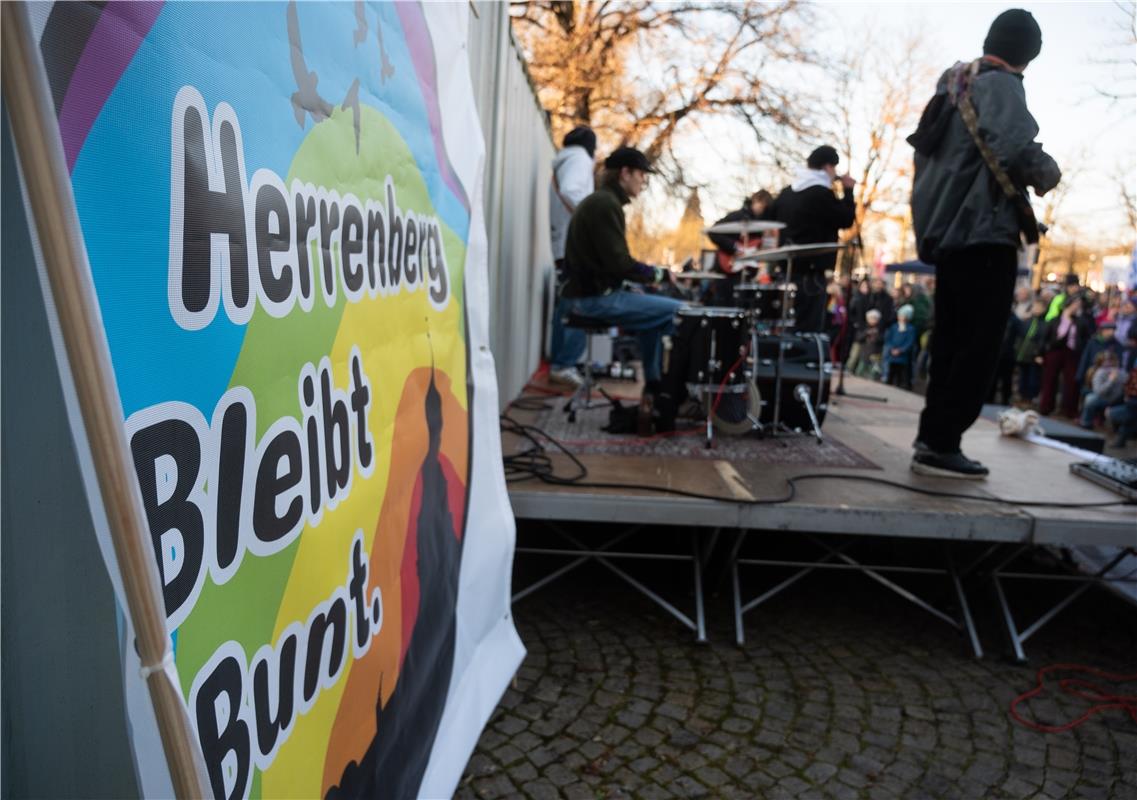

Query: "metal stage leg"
(692, 534), (707, 643)
(730, 535), (853, 646)
(514, 524), (710, 642)
(993, 547), (1132, 663)
(945, 544), (983, 659)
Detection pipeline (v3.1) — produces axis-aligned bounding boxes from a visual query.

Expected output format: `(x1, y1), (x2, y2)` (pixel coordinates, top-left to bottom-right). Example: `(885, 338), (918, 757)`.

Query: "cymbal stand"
(770, 254), (793, 438)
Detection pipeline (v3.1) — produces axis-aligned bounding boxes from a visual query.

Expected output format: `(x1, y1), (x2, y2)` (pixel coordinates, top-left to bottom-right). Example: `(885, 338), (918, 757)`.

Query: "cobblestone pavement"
(456, 528), (1137, 800)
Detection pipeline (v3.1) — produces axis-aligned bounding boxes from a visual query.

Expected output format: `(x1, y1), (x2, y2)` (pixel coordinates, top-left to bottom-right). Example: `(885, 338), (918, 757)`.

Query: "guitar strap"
(950, 58), (1040, 244)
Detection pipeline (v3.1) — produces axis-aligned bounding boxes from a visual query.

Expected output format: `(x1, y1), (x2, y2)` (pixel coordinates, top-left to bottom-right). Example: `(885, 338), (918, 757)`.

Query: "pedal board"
(1070, 457), (1137, 501)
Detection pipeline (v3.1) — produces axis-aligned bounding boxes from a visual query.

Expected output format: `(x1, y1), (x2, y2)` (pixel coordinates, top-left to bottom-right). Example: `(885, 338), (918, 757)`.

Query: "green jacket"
(1045, 292), (1068, 322)
(563, 181), (659, 298)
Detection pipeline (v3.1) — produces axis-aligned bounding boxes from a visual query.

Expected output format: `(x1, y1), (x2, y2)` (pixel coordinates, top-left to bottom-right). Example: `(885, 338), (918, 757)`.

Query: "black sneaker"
(911, 449), (989, 480)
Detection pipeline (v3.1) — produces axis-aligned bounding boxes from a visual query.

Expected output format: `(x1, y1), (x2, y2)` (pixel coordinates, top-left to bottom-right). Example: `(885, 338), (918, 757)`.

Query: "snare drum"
(675, 306), (752, 394)
(732, 282), (797, 324)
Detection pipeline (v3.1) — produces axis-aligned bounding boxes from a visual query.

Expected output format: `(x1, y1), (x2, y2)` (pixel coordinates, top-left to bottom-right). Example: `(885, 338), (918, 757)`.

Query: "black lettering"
(319, 198), (340, 301)
(252, 634), (297, 759)
(341, 202), (364, 295)
(294, 192), (317, 302)
(350, 353), (373, 471)
(427, 225), (449, 305)
(348, 539), (370, 651)
(321, 367), (351, 501)
(195, 655), (251, 800)
(215, 401), (246, 573)
(255, 182), (293, 304)
(403, 213), (418, 285)
(252, 428), (303, 544)
(131, 418), (204, 622)
(180, 105), (248, 314)
(386, 182), (402, 287)
(302, 374), (322, 517)
(366, 206), (386, 290)
(303, 599), (347, 703)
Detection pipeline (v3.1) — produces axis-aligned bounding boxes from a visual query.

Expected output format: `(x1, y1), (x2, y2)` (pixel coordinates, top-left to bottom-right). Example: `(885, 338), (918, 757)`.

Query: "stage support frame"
(513, 524), (717, 644)
(991, 544), (1136, 663)
(729, 532), (984, 658)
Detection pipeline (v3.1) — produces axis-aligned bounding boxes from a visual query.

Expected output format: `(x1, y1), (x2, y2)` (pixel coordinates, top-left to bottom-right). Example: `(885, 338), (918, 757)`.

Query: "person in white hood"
(764, 145), (856, 333)
(548, 126), (597, 386)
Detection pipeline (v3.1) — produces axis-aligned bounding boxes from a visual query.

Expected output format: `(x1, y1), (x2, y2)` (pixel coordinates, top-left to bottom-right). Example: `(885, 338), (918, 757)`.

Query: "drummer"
(551, 146), (683, 388)
(763, 146), (856, 332)
(705, 190), (772, 305)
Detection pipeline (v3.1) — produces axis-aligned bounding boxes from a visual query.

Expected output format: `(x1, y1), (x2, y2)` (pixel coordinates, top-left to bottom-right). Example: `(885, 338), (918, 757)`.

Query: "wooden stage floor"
(503, 375), (1136, 547)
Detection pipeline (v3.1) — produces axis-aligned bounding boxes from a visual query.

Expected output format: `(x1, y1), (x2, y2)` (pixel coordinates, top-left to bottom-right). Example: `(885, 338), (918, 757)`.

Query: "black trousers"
(791, 264), (828, 333)
(917, 246), (1017, 453)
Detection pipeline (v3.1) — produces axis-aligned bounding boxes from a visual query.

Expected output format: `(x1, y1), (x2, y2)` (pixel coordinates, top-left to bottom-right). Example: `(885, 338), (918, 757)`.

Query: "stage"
(502, 373), (1137, 659)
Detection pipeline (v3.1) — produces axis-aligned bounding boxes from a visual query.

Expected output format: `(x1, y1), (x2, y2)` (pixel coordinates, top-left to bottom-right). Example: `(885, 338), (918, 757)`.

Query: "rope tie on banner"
(140, 651), (175, 681)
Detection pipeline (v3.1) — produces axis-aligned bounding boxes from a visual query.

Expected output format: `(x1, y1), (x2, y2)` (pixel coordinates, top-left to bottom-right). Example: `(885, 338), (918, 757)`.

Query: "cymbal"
(675, 271), (727, 280)
(703, 220), (786, 235)
(741, 242), (846, 262)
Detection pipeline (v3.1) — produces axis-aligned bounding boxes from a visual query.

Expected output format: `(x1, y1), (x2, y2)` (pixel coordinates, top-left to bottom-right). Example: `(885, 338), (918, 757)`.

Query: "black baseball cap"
(604, 146), (657, 173)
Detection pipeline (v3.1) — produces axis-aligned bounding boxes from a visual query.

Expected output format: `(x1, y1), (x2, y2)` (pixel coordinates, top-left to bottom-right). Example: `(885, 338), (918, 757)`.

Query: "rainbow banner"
(30, 2), (522, 797)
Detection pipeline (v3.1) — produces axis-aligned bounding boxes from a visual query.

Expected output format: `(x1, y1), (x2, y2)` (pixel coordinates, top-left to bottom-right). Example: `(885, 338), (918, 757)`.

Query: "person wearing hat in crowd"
(763, 146), (857, 333)
(547, 126), (598, 386)
(552, 146), (682, 388)
(1076, 317), (1121, 388)
(882, 304), (918, 389)
(906, 8), (1061, 478)
(1046, 273), (1082, 321)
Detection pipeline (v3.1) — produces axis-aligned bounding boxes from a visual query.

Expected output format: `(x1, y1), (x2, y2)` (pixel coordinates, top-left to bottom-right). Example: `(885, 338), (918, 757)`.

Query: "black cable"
(500, 416), (1137, 509)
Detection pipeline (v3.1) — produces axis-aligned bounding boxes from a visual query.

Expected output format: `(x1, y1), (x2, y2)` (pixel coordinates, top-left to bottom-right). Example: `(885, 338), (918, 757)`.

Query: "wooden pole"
(1, 4), (205, 797)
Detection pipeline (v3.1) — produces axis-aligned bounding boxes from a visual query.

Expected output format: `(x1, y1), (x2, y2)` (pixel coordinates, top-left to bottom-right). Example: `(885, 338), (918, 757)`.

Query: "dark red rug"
(527, 402), (879, 469)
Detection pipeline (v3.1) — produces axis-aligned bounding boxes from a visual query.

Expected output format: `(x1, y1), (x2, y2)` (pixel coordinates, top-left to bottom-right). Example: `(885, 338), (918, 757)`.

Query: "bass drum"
(752, 332), (832, 429)
(675, 306), (752, 394)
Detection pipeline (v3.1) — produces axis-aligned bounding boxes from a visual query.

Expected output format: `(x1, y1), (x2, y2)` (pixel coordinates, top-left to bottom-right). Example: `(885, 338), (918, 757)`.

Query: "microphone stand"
(833, 235), (888, 404)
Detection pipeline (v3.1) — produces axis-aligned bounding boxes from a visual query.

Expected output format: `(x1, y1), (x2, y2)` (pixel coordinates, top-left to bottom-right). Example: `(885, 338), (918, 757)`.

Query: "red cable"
(710, 345), (750, 416)
(1009, 663), (1137, 733)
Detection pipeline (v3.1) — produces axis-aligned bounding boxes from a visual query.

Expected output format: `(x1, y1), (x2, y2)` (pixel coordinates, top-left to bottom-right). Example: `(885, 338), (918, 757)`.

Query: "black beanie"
(983, 9), (1042, 66)
(563, 125), (597, 158)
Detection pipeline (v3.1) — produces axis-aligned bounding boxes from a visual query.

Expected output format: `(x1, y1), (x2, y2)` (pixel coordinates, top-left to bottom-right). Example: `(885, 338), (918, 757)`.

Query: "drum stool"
(563, 312), (614, 423)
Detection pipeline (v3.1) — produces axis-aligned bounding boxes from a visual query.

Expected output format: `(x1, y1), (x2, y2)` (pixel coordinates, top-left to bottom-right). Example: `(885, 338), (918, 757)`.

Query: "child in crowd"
(850, 309), (883, 378)
(1079, 351), (1125, 429)
(883, 304), (917, 389)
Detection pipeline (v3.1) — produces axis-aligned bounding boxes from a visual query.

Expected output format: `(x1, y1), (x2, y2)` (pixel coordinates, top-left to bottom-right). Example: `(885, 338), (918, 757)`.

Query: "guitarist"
(706, 190), (772, 304)
(907, 8), (1061, 479)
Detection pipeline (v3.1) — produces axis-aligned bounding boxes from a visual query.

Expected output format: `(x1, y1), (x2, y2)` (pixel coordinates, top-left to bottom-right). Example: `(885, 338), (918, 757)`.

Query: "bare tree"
(510, 1), (813, 189)
(1092, 1), (1137, 103)
(823, 28), (938, 272)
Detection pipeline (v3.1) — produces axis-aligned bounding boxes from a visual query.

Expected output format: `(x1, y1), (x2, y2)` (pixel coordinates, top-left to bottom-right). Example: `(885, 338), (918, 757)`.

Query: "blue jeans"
(1080, 392), (1114, 427)
(549, 314), (587, 371)
(549, 261), (587, 371)
(551, 291), (684, 382)
(1107, 400), (1137, 442)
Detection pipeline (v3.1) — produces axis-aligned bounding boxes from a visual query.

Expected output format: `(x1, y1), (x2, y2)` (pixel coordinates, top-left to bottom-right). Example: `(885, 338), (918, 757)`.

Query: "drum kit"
(672, 220), (844, 448)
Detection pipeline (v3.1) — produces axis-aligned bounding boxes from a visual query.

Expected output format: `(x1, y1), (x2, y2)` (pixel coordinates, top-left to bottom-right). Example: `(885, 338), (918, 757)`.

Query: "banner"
(29, 2), (522, 797)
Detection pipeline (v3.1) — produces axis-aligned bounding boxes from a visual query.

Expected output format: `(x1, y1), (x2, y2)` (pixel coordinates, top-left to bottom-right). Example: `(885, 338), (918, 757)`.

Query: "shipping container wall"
(467, 2), (555, 407)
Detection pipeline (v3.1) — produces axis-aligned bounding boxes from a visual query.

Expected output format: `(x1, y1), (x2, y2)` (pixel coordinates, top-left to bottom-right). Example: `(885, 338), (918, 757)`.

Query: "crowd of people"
(827, 273), (1137, 448)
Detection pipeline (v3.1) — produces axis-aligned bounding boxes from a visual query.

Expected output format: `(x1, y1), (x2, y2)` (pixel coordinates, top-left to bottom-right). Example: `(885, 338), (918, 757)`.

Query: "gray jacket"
(910, 62), (1060, 264)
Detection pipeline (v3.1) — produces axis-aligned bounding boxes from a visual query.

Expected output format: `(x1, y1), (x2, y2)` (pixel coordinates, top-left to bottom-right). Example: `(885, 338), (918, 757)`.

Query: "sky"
(648, 1), (1136, 253)
(826, 1), (1135, 240)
